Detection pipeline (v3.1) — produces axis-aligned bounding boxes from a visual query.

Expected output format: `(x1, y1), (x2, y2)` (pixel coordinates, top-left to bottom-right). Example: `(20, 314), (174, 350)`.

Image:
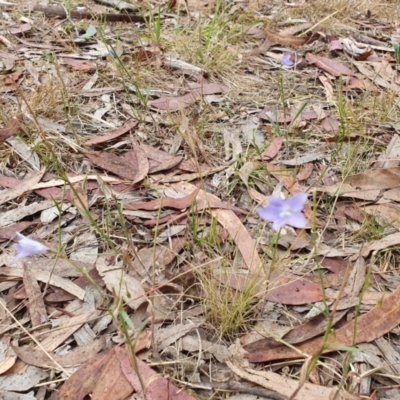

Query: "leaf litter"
(1, 0), (400, 399)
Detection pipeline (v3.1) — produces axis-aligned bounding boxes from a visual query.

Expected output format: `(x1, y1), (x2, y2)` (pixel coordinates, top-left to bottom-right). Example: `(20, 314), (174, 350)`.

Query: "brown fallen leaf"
(55, 348), (134, 400)
(227, 358), (358, 400)
(96, 254), (147, 310)
(0, 221), (36, 242)
(0, 114), (22, 143)
(264, 29), (315, 47)
(345, 167), (400, 190)
(59, 57), (96, 72)
(45, 268), (103, 303)
(172, 182), (261, 273)
(125, 188), (200, 211)
(124, 147), (149, 184)
(4, 70), (23, 85)
(86, 151), (140, 181)
(149, 83), (228, 111)
(226, 272), (325, 305)
(39, 311), (99, 352)
(282, 310), (348, 345)
(296, 163), (314, 181)
(354, 231), (400, 260)
(318, 75), (335, 102)
(140, 143), (182, 173)
(0, 353), (17, 375)
(245, 279), (400, 363)
(129, 237), (185, 278)
(23, 265), (47, 327)
(262, 137), (283, 161)
(353, 61), (400, 92)
(306, 53), (355, 77)
(0, 169), (45, 206)
(83, 119), (138, 146)
(364, 203), (400, 229)
(9, 23), (32, 36)
(266, 275), (324, 305)
(13, 336), (106, 368)
(114, 346), (197, 400)
(321, 116), (339, 134)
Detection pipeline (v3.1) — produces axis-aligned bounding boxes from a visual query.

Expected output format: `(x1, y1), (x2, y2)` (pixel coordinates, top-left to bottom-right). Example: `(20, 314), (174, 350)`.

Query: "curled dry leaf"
(124, 187), (200, 211)
(262, 137), (283, 161)
(55, 348), (134, 400)
(86, 151), (141, 181)
(149, 83), (228, 111)
(0, 114), (22, 143)
(264, 29), (315, 47)
(246, 281), (400, 363)
(12, 336), (106, 369)
(83, 119), (138, 146)
(306, 53), (355, 77)
(114, 346), (197, 400)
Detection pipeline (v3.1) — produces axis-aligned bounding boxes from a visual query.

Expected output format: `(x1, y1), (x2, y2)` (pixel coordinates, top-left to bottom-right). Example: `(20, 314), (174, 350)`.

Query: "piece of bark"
(32, 5), (146, 23)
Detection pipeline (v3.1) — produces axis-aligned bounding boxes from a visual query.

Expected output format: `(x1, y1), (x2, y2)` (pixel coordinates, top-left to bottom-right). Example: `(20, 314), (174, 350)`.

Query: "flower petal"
(286, 212), (306, 228)
(268, 197), (286, 208)
(286, 193), (308, 212)
(281, 53), (294, 66)
(272, 217), (287, 231)
(14, 233), (48, 260)
(258, 206), (277, 221)
(258, 197), (285, 221)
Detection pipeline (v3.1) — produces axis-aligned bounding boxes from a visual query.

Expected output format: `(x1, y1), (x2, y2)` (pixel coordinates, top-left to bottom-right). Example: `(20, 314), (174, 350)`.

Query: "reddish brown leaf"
(258, 107), (292, 123)
(226, 273), (324, 305)
(346, 167), (400, 190)
(306, 53), (355, 77)
(0, 114), (22, 143)
(13, 337), (106, 368)
(4, 70), (23, 85)
(55, 349), (133, 400)
(124, 147), (149, 184)
(60, 57), (96, 72)
(114, 346), (197, 400)
(321, 116), (339, 133)
(0, 221), (35, 242)
(86, 151), (140, 181)
(83, 120), (138, 146)
(188, 82), (229, 95)
(319, 256), (348, 273)
(149, 83), (228, 111)
(140, 212), (186, 227)
(45, 268), (103, 302)
(296, 162), (314, 180)
(266, 276), (324, 305)
(140, 144), (182, 173)
(149, 92), (200, 111)
(246, 280), (400, 363)
(9, 23), (32, 36)
(0, 169), (45, 206)
(264, 29), (314, 46)
(125, 188), (200, 211)
(262, 137), (283, 160)
(23, 265), (47, 327)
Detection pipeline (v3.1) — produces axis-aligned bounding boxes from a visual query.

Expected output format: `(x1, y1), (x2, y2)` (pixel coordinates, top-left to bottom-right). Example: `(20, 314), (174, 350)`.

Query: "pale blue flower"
(281, 53), (294, 66)
(258, 193), (307, 230)
(14, 233), (48, 260)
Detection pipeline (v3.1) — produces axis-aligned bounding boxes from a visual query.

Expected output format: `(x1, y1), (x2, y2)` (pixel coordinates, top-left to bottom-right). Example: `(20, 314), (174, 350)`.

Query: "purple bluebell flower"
(258, 193), (307, 231)
(281, 53), (294, 66)
(14, 233), (48, 260)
